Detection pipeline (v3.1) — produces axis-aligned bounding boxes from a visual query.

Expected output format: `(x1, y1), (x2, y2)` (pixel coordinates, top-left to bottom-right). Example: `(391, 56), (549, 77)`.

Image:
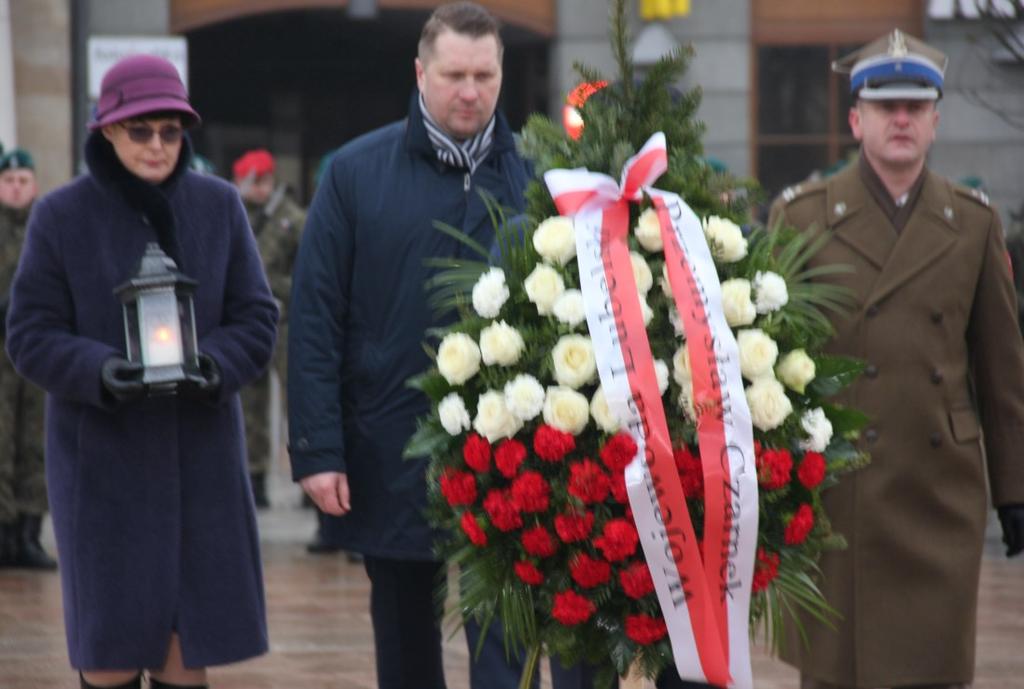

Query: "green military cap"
(0, 148), (35, 172)
(833, 29), (948, 101)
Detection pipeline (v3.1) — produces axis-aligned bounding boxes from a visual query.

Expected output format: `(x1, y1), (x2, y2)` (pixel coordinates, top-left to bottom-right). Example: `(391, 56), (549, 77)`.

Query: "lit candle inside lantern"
(139, 289), (184, 368)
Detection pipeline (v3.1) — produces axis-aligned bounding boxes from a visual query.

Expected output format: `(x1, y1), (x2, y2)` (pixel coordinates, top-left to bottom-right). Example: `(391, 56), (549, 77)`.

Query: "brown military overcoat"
(769, 162), (1024, 688)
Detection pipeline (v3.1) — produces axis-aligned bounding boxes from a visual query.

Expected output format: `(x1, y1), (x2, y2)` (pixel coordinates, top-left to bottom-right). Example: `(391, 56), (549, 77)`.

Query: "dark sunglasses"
(122, 123), (184, 145)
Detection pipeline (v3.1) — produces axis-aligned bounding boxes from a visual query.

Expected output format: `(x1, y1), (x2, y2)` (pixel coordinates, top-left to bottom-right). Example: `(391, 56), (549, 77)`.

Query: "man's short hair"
(418, 2), (503, 61)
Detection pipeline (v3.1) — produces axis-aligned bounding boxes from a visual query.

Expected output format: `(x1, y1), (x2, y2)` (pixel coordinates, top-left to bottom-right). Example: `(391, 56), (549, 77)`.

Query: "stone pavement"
(0, 471), (1020, 688)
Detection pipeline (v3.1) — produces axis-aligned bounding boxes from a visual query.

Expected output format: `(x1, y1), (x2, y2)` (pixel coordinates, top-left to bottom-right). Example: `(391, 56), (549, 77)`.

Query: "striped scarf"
(419, 93), (495, 173)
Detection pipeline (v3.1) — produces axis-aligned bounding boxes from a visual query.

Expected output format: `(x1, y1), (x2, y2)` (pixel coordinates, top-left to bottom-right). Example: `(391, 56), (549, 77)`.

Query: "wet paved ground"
(1, 475), (1020, 688)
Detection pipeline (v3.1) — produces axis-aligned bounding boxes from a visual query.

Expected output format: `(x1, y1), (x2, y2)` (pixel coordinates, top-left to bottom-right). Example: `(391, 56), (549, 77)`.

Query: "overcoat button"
(864, 428), (878, 443)
(929, 432), (942, 448)
(297, 438), (310, 450)
(930, 369), (944, 384)
(865, 364), (878, 379)
(931, 311), (943, 324)
(866, 305), (879, 318)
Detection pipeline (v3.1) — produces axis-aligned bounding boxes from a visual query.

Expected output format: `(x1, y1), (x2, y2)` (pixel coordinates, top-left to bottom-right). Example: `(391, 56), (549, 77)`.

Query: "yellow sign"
(640, 0), (691, 20)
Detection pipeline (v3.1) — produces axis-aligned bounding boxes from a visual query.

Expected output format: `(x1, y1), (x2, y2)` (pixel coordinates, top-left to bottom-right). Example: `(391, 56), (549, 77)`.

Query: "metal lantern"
(114, 242), (200, 392)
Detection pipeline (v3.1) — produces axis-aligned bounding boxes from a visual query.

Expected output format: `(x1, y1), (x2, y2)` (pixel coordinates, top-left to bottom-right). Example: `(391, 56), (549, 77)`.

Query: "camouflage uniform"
(0, 202), (50, 563)
(240, 188), (305, 486)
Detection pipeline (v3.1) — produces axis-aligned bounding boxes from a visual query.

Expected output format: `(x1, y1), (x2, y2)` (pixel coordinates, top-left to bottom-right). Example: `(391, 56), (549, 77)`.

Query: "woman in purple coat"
(4, 55), (277, 689)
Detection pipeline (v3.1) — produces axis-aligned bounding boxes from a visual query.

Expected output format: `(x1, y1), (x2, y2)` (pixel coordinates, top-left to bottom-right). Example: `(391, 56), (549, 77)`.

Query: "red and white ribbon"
(544, 133), (758, 688)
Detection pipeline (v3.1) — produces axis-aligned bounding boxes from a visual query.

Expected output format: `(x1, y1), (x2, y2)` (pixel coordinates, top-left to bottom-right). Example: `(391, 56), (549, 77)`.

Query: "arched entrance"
(183, 5), (550, 201)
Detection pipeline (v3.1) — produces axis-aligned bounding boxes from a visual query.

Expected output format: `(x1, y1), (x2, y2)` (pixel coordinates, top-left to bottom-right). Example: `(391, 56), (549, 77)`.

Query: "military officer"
(0, 148), (56, 569)
(769, 30), (1024, 689)
(232, 149), (306, 507)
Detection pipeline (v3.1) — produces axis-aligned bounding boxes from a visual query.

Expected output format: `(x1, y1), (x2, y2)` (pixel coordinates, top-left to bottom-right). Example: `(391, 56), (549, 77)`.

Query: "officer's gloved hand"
(180, 352), (221, 401)
(998, 504), (1024, 558)
(101, 357), (145, 404)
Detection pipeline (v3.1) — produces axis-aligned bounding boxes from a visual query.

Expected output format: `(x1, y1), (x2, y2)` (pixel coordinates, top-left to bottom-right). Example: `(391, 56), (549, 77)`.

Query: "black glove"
(180, 352), (221, 401)
(101, 357), (145, 404)
(998, 504), (1024, 558)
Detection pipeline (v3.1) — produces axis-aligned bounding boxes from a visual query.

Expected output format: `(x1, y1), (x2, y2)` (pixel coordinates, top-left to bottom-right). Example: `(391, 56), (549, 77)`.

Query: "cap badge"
(889, 29), (909, 58)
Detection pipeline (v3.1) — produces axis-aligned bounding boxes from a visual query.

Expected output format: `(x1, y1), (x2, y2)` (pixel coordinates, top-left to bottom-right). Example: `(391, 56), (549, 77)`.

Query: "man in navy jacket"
(287, 4), (531, 688)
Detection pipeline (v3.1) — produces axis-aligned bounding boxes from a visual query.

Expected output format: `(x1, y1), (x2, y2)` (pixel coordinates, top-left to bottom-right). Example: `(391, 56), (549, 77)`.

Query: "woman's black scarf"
(84, 129), (193, 273)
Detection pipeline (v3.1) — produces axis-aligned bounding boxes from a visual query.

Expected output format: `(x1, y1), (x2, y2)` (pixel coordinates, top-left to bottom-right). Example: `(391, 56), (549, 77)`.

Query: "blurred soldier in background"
(233, 149), (306, 507)
(0, 148), (56, 569)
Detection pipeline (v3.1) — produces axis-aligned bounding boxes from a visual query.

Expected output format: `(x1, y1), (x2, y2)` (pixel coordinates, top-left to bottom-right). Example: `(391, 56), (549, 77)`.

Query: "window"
(755, 43), (858, 200)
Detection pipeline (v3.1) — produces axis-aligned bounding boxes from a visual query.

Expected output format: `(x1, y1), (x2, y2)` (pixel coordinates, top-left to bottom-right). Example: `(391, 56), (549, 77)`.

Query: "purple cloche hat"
(89, 54), (201, 131)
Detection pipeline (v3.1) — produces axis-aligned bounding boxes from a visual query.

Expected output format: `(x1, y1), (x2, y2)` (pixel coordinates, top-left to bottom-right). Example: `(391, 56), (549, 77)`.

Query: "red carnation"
(757, 447), (793, 490)
(439, 469), (477, 507)
(510, 471), (551, 513)
(609, 472), (629, 504)
(784, 504), (815, 545)
(594, 518), (639, 562)
(495, 439), (527, 478)
(600, 432), (637, 473)
(514, 560), (544, 586)
(619, 560), (655, 599)
(751, 548), (780, 593)
(797, 451), (826, 489)
(551, 589), (595, 626)
(568, 459), (611, 504)
(534, 425), (575, 462)
(482, 489), (523, 532)
(554, 511), (595, 543)
(460, 511), (487, 547)
(570, 552), (612, 589)
(673, 446), (704, 499)
(463, 433), (492, 473)
(625, 613), (668, 644)
(521, 525), (557, 557)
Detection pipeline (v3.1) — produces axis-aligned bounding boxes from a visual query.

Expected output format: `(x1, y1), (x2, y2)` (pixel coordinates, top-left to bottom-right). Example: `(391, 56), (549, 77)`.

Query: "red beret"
(232, 149), (275, 179)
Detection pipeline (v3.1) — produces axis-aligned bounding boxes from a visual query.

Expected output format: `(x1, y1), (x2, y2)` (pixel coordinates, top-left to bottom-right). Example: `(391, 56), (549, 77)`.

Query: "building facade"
(3, 0), (1022, 225)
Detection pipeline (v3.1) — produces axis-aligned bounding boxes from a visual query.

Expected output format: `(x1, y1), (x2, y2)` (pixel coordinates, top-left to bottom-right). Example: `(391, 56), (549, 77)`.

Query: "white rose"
(799, 407), (834, 453)
(479, 320), (525, 366)
(473, 389), (523, 442)
(524, 264), (566, 315)
(641, 297), (654, 326)
(677, 381), (697, 420)
(438, 393), (471, 436)
(552, 334), (597, 389)
(745, 377), (793, 431)
(720, 278), (757, 327)
(533, 215), (577, 266)
(504, 374), (546, 421)
(654, 359), (669, 395)
(703, 215), (747, 263)
(634, 207), (664, 252)
(753, 271), (789, 314)
(436, 333), (481, 385)
(668, 304), (687, 338)
(660, 262), (672, 298)
(471, 267), (510, 318)
(673, 344), (692, 386)
(543, 386), (590, 435)
(590, 386), (621, 433)
(553, 289), (587, 327)
(737, 328), (779, 381)
(630, 252), (654, 296)
(776, 349), (816, 394)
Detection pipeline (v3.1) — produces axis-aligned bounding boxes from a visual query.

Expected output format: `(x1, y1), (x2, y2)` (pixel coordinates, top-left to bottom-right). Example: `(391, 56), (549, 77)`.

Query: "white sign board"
(928, 0), (1021, 18)
(88, 36), (188, 100)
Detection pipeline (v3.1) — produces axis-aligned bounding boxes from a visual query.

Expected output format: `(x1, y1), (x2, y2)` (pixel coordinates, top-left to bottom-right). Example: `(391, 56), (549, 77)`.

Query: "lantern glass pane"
(139, 289), (184, 367)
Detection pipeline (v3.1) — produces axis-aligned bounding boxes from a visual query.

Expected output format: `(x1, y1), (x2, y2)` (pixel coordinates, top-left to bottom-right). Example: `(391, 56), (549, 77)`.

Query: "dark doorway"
(187, 9), (549, 202)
